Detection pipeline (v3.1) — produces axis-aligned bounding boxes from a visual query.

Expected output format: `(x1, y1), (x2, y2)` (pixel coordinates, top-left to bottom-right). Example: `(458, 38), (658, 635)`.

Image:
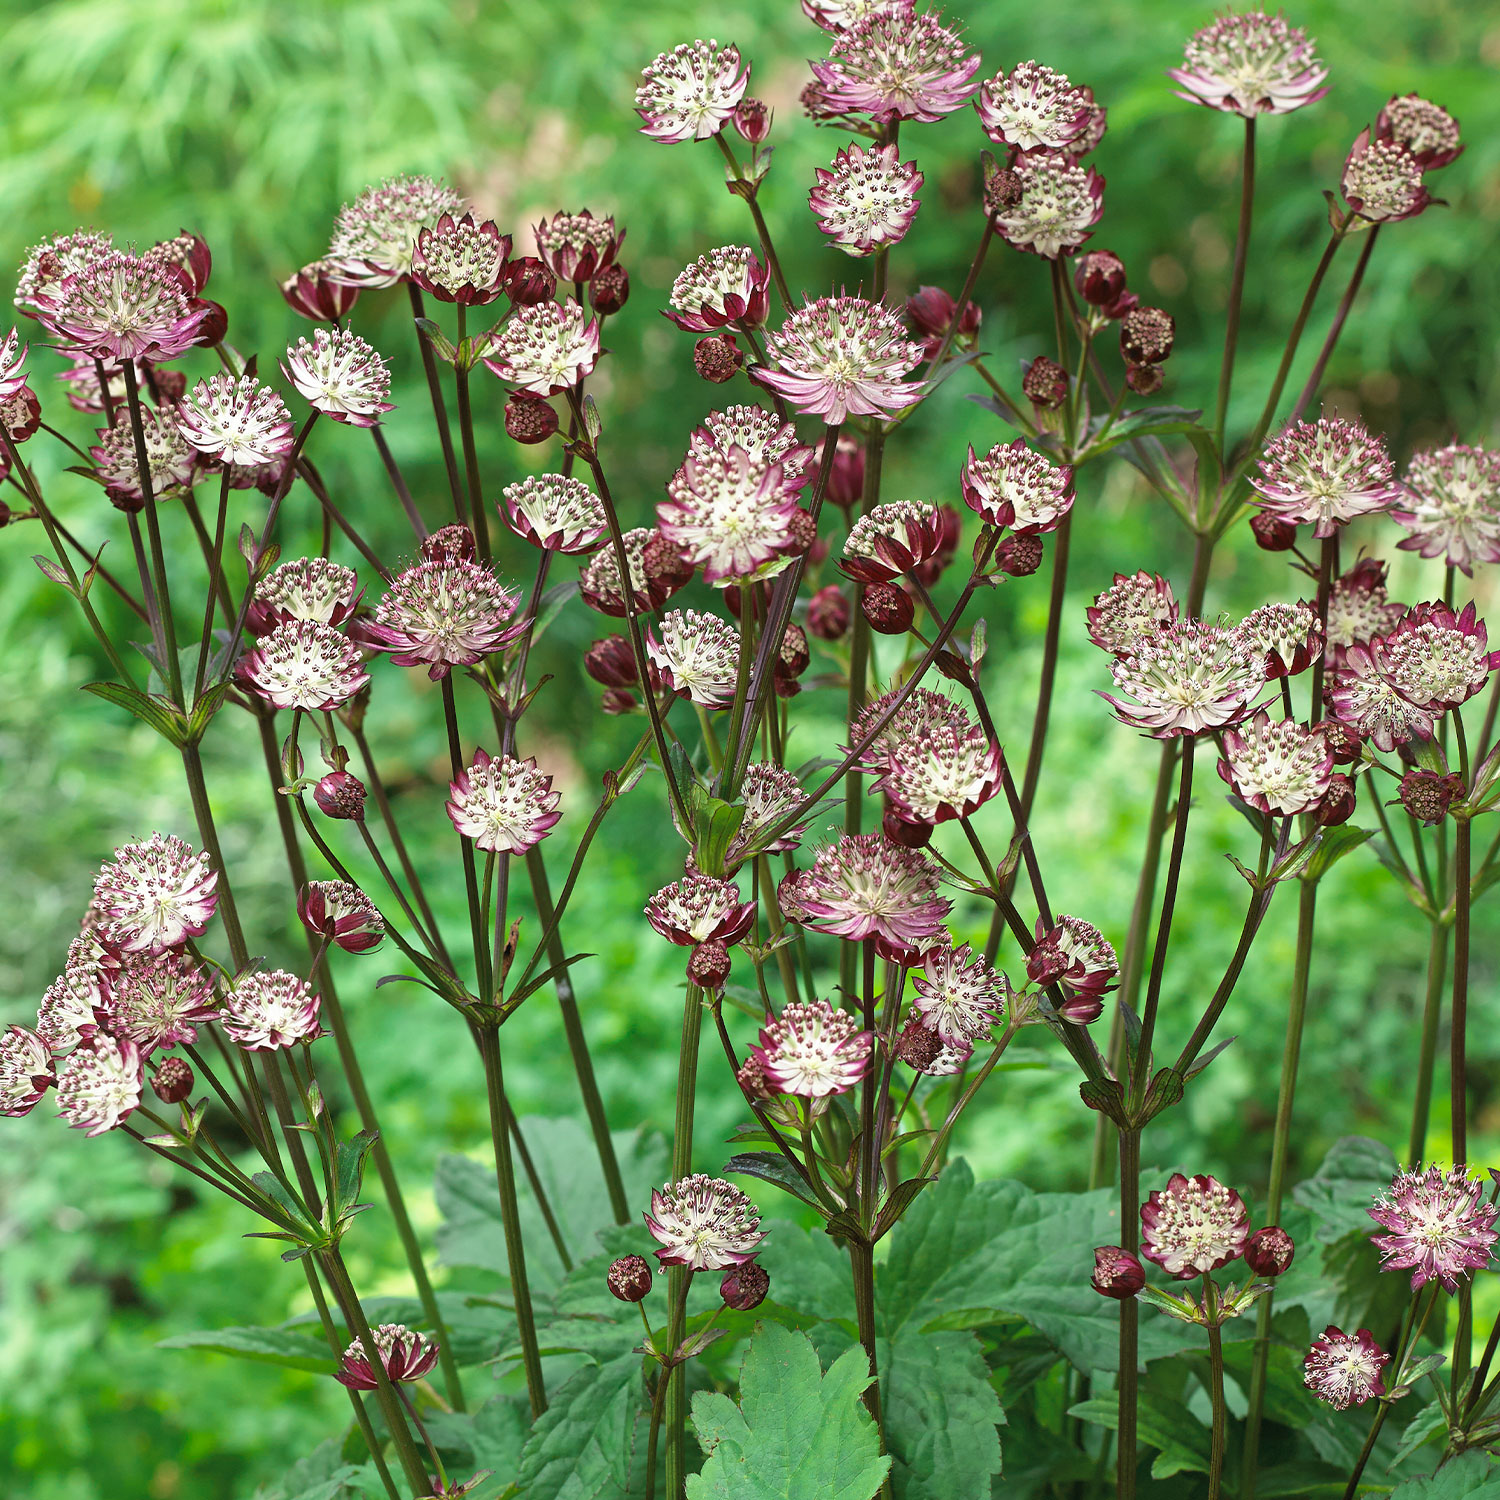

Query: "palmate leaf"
(157, 1323), (333, 1372)
(1068, 1391), (1210, 1480)
(251, 1438), (382, 1500)
(1388, 1451), (1500, 1497)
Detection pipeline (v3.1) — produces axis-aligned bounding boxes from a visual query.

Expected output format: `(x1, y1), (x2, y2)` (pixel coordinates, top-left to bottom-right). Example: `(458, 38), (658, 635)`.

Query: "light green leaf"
(1389, 1451), (1500, 1497)
(513, 1350), (650, 1500)
(1291, 1136), (1397, 1241)
(157, 1323), (333, 1373)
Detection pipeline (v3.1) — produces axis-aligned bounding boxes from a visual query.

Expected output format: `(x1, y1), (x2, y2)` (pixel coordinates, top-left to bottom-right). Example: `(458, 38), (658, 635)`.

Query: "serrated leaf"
(1389, 1451), (1500, 1497)
(1390, 1399), (1447, 1469)
(1290, 1136), (1397, 1241)
(333, 1129), (378, 1222)
(1069, 1390), (1211, 1479)
(157, 1324), (333, 1372)
(513, 1351), (649, 1500)
(81, 680), (188, 743)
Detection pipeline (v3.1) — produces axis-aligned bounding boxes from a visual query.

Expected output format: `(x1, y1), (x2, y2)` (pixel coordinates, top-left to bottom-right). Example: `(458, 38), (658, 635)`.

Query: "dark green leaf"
(157, 1324), (333, 1373)
(514, 1350), (650, 1500)
(1301, 825), (1374, 883)
(81, 680), (188, 744)
(1069, 1390), (1210, 1479)
(723, 1150), (823, 1209)
(1290, 1136), (1397, 1242)
(1389, 1451), (1500, 1497)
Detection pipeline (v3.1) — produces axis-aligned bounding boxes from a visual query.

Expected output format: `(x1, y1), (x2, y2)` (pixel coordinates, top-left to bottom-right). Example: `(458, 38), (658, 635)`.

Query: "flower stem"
(1452, 816), (1473, 1166)
(454, 304), (492, 563)
(407, 282), (467, 524)
(1289, 227), (1380, 428)
(1407, 919), (1450, 1165)
(370, 422), (428, 540)
(665, 984), (705, 1500)
(713, 134), (792, 311)
(1116, 1126), (1141, 1500)
(1205, 1286), (1228, 1500)
(1018, 513), (1073, 820)
(1214, 118), (1257, 452)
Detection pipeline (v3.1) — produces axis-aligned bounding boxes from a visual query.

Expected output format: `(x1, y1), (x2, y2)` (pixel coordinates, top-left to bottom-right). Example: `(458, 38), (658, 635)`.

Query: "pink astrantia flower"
(0, 1025), (55, 1117)
(533, 210), (622, 285)
(646, 609), (741, 708)
(282, 328), (393, 427)
(911, 941), (1007, 1044)
(976, 61), (1093, 152)
(1086, 572), (1178, 658)
(666, 247), (772, 332)
(1304, 1327), (1389, 1410)
(106, 950), (217, 1053)
(1369, 1165), (1499, 1293)
(1102, 620), (1261, 738)
(249, 557), (362, 636)
(1218, 713), (1333, 818)
(0, 328), (30, 401)
(364, 557), (524, 679)
(635, 40), (750, 144)
(221, 971), (322, 1051)
(143, 231), (211, 294)
(579, 527), (685, 617)
(502, 474), (607, 555)
(749, 999), (873, 1097)
(809, 143), (923, 257)
(1326, 644), (1435, 754)
(840, 500), (950, 584)
(1168, 11), (1329, 117)
(56, 1035), (142, 1136)
(688, 407), (816, 493)
(725, 763), (808, 865)
(645, 874), (755, 948)
(809, 9), (981, 124)
(1028, 915), (1118, 1018)
(802, 0), (914, 28)
(481, 299), (599, 396)
(334, 1324), (441, 1390)
(1092, 1246), (1146, 1300)
(14, 229), (114, 316)
(1252, 416), (1400, 538)
(34, 249), (209, 363)
(645, 1174), (764, 1269)
(658, 443), (804, 585)
(848, 684), (973, 770)
(779, 833), (951, 962)
(1376, 94), (1462, 170)
(176, 374), (295, 465)
(873, 718), (1003, 826)
(1380, 601), (1498, 713)
(1235, 600), (1324, 679)
(89, 408), (197, 508)
(1140, 1172), (1249, 1279)
(991, 152), (1104, 260)
(327, 175), (465, 288)
(961, 438), (1075, 534)
(92, 834), (218, 955)
(1326, 558), (1405, 661)
(298, 881), (385, 955)
(409, 213), (512, 305)
(1394, 445), (1500, 577)
(445, 750), (561, 854)
(37, 942), (111, 1057)
(1340, 129), (1430, 225)
(755, 295), (923, 424)
(236, 619), (370, 712)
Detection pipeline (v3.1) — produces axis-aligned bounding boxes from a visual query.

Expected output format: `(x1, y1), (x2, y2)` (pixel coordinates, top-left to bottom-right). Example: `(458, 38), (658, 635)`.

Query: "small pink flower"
(0, 327), (30, 401)
(1218, 713), (1333, 818)
(0, 1025), (55, 1117)
(1235, 601), (1323, 680)
(89, 408), (197, 509)
(809, 143), (922, 256)
(1369, 1165), (1499, 1292)
(92, 834), (218, 955)
(976, 61), (1093, 152)
(1252, 416), (1400, 538)
(364, 557), (524, 679)
(235, 619), (370, 712)
(248, 557), (362, 635)
(1393, 444), (1500, 577)
(335, 1324), (441, 1389)
(502, 474), (607, 555)
(281, 260), (362, 322)
(1304, 1327), (1388, 1410)
(644, 1174), (764, 1269)
(298, 881), (385, 955)
(409, 213), (512, 305)
(1140, 1172), (1249, 1279)
(1091, 1246), (1145, 1299)
(646, 609), (741, 708)
(533, 210), (622, 285)
(665, 246), (771, 332)
(991, 153), (1104, 260)
(56, 1034), (142, 1136)
(1169, 11), (1329, 117)
(1086, 572), (1178, 658)
(281, 328), (393, 427)
(726, 763), (809, 865)
(961, 438), (1074, 534)
(911, 941), (1007, 1044)
(1028, 915), (1118, 1012)
(176, 374), (295, 466)
(635, 41), (749, 144)
(658, 444), (804, 586)
(1375, 94), (1462, 170)
(809, 9), (981, 124)
(34, 249), (209, 363)
(645, 874), (755, 948)
(106, 950), (217, 1053)
(445, 750), (561, 855)
(481, 299), (599, 397)
(221, 971), (322, 1051)
(1102, 620), (1261, 738)
(749, 1000), (873, 1097)
(1341, 128), (1430, 225)
(839, 501), (949, 585)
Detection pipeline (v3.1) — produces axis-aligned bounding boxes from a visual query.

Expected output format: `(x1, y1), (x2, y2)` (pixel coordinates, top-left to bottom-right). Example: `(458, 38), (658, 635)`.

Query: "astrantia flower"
(1169, 11), (1329, 117)
(912, 941), (1007, 1044)
(1235, 600), (1323, 679)
(961, 438), (1075, 534)
(106, 950), (216, 1053)
(1253, 416), (1400, 538)
(780, 833), (950, 961)
(0, 1026), (54, 1117)
(34, 250), (208, 363)
(802, 0), (914, 28)
(481, 299), (599, 397)
(37, 946), (110, 1057)
(726, 762), (808, 864)
(688, 406), (816, 492)
(645, 874), (755, 947)
(849, 684), (972, 770)
(1341, 129), (1430, 225)
(1304, 1327), (1389, 1410)
(666, 246), (771, 332)
(1086, 572), (1178, 658)
(281, 259), (362, 322)
(1327, 645), (1435, 753)
(327, 175), (465, 288)
(334, 1325), (441, 1390)
(976, 61), (1093, 152)
(1369, 1165), (1499, 1292)
(992, 151), (1104, 260)
(809, 9), (981, 124)
(578, 527), (680, 617)
(56, 1035), (142, 1136)
(298, 881), (384, 955)
(1102, 620), (1261, 738)
(1394, 445), (1500, 576)
(645, 1174), (764, 1268)
(659, 445), (804, 585)
(221, 970), (322, 1051)
(249, 557), (362, 635)
(1327, 558), (1404, 659)
(176, 374), (295, 465)
(533, 210), (621, 284)
(646, 609), (740, 708)
(93, 834), (218, 955)
(840, 500), (948, 583)
(0, 327), (30, 402)
(89, 408), (196, 508)
(410, 213), (512, 305)
(1218, 713), (1333, 817)
(750, 999), (873, 1097)
(144, 231), (211, 293)
(756, 296), (922, 424)
(1376, 94), (1462, 170)
(635, 40), (750, 144)
(365, 558), (524, 679)
(502, 474), (607, 555)
(282, 328), (393, 427)
(15, 229), (114, 315)
(1029, 915), (1118, 1011)
(1380, 601), (1497, 713)
(235, 619), (370, 712)
(1, 384), (41, 444)
(809, 143), (923, 257)
(875, 720), (1003, 825)
(445, 749), (561, 854)
(1140, 1172), (1250, 1279)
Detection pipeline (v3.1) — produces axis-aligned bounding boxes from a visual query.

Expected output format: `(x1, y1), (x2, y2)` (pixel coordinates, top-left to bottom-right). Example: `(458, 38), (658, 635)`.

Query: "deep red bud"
(862, 582), (914, 635)
(694, 333), (744, 384)
(1075, 250), (1127, 308)
(585, 635), (638, 688)
(1092, 1246), (1146, 1299)
(1243, 1226), (1296, 1278)
(688, 938), (731, 990)
(1316, 719), (1363, 765)
(506, 256), (556, 306)
(314, 770), (367, 820)
(504, 393), (559, 445)
(1023, 356), (1069, 409)
(825, 434), (865, 510)
(734, 99), (772, 144)
(1314, 773), (1357, 826)
(280, 263), (359, 322)
(883, 806), (933, 848)
(895, 1015), (944, 1069)
(720, 1261), (770, 1311)
(591, 263), (630, 316)
(1398, 769), (1465, 825)
(607, 1254), (653, 1303)
(1250, 512), (1298, 552)
(189, 299), (228, 348)
(601, 688), (638, 715)
(1120, 307), (1175, 365)
(906, 285), (956, 340)
(996, 534), (1044, 577)
(807, 585), (850, 641)
(151, 1056), (194, 1104)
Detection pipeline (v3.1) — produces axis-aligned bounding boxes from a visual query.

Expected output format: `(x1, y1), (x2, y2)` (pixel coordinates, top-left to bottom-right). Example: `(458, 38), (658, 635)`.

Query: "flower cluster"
(1140, 1173), (1250, 1279)
(1102, 620), (1261, 739)
(666, 246), (771, 332)
(1169, 10), (1329, 116)
(1251, 417), (1400, 538)
(809, 9), (981, 124)
(636, 41), (750, 144)
(1393, 444), (1500, 576)
(961, 439), (1074, 534)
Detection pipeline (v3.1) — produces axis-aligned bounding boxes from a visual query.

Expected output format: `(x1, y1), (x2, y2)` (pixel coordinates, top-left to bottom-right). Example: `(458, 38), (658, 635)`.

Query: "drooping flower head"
(1086, 572), (1178, 658)
(249, 557), (362, 636)
(481, 299), (599, 396)
(235, 619), (370, 712)
(92, 834), (218, 955)
(911, 941), (1007, 1044)
(176, 374), (295, 465)
(364, 557), (524, 679)
(281, 260), (362, 322)
(445, 749), (562, 854)
(726, 762), (809, 865)
(645, 1175), (764, 1269)
(666, 245), (772, 332)
(502, 474), (608, 555)
(409, 212), (512, 305)
(809, 9), (982, 124)
(334, 1324), (441, 1390)
(635, 40), (750, 143)
(89, 408), (197, 509)
(961, 438), (1075, 534)
(756, 296), (922, 423)
(1218, 713), (1333, 817)
(647, 609), (741, 708)
(658, 444), (804, 585)
(105, 950), (217, 1054)
(0, 1026), (54, 1117)
(976, 61), (1093, 152)
(1369, 1165), (1498, 1293)
(749, 999), (873, 1097)
(33, 249), (208, 363)
(809, 143), (923, 256)
(1376, 93), (1462, 169)
(56, 1035), (142, 1136)
(282, 328), (393, 427)
(1393, 444), (1500, 576)
(1303, 1327), (1389, 1410)
(1140, 1172), (1250, 1279)
(1341, 128), (1430, 225)
(221, 970), (322, 1051)
(37, 941), (112, 1057)
(1028, 915), (1118, 1018)
(533, 210), (622, 284)
(1169, 11), (1329, 116)
(1252, 416), (1400, 538)
(1092, 1246), (1146, 1300)
(1235, 600), (1323, 679)
(645, 874), (755, 948)
(327, 175), (465, 288)
(840, 500), (949, 583)
(1102, 620), (1261, 738)
(990, 151), (1104, 259)
(299, 881), (385, 955)
(15, 229), (114, 316)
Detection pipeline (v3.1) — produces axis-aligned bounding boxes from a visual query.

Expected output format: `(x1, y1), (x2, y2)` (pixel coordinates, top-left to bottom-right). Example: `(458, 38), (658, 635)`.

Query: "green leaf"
(723, 1151), (823, 1209)
(333, 1129), (378, 1224)
(1390, 1399), (1447, 1469)
(1301, 824), (1375, 883)
(513, 1350), (650, 1500)
(251, 1439), (380, 1500)
(1290, 1136), (1397, 1242)
(423, 1395), (529, 1487)
(156, 1323), (334, 1373)
(693, 796), (748, 878)
(1069, 1390), (1211, 1479)
(81, 680), (188, 744)
(687, 1323), (890, 1500)
(1389, 1451), (1500, 1497)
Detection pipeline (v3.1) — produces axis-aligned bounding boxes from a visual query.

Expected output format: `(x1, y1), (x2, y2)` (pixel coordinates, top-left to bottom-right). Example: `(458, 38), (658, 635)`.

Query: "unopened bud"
(861, 582), (914, 635)
(314, 771), (366, 820)
(607, 1254), (653, 1303)
(1074, 250), (1127, 308)
(825, 435), (865, 510)
(807, 585), (850, 641)
(585, 635), (638, 688)
(505, 256), (556, 306)
(1314, 773), (1357, 826)
(1398, 769), (1464, 826)
(1250, 512), (1298, 552)
(151, 1056), (194, 1105)
(694, 333), (743, 384)
(1125, 362), (1165, 396)
(504, 393), (559, 445)
(601, 688), (638, 715)
(688, 939), (731, 990)
(785, 507), (818, 555)
(281, 262), (360, 322)
(883, 806), (933, 848)
(734, 99), (772, 144)
(190, 298), (229, 348)
(1092, 1246), (1145, 1299)
(591, 263), (630, 316)
(895, 1015), (944, 1070)
(1243, 1226), (1296, 1278)
(720, 1261), (769, 1311)
(996, 534), (1044, 577)
(778, 622), (810, 678)
(1120, 306), (1175, 365)
(1023, 356), (1069, 409)
(983, 157), (1023, 215)
(1317, 719), (1363, 765)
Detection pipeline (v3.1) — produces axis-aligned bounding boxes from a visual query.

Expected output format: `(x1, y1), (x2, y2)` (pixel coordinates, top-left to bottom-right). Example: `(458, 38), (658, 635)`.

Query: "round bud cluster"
(1397, 769), (1464, 825)
(1022, 356), (1069, 409)
(606, 1254), (653, 1303)
(862, 582), (915, 635)
(694, 334), (743, 383)
(720, 1262), (770, 1311)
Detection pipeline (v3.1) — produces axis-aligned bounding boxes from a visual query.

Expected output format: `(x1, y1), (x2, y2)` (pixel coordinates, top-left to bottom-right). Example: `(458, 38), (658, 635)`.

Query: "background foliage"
(0, 0), (1497, 1494)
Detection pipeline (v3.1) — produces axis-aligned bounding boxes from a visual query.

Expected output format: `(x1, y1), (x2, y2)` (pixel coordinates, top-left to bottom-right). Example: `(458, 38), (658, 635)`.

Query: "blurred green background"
(1, 0), (1497, 1494)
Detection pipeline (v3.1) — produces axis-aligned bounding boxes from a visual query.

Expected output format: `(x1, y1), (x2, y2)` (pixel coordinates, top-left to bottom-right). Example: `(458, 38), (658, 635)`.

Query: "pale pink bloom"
(1341, 129), (1430, 224)
(991, 152), (1104, 259)
(365, 558), (524, 679)
(1086, 572), (1178, 658)
(809, 143), (922, 256)
(1218, 713), (1333, 817)
(34, 249), (208, 362)
(1102, 620), (1261, 738)
(911, 941), (1007, 1044)
(249, 557), (362, 635)
(282, 328), (393, 427)
(502, 474), (608, 555)
(92, 834), (218, 955)
(1252, 416), (1400, 537)
(177, 374), (295, 465)
(1369, 1165), (1499, 1292)
(1140, 1172), (1249, 1279)
(646, 609), (740, 708)
(645, 1174), (764, 1268)
(749, 999), (873, 1097)
(1393, 444), (1500, 577)
(481, 299), (599, 396)
(335, 1324), (441, 1389)
(56, 1034), (142, 1135)
(961, 438), (1074, 533)
(645, 874), (756, 947)
(809, 9), (981, 124)
(666, 246), (770, 332)
(221, 971), (323, 1051)
(1169, 11), (1329, 116)
(445, 750), (561, 854)
(1304, 1327), (1388, 1410)
(976, 61), (1093, 152)
(236, 619), (370, 712)
(1376, 94), (1462, 169)
(635, 40), (749, 143)
(0, 1025), (54, 1117)
(327, 175), (465, 288)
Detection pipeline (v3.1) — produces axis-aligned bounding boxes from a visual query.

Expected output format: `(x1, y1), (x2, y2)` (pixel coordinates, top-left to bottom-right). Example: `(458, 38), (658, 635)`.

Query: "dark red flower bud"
(151, 1056), (194, 1105)
(1026, 939), (1069, 987)
(1121, 307), (1175, 365)
(0, 502), (14, 527)
(1316, 719), (1363, 765)
(694, 333), (743, 384)
(825, 434), (865, 510)
(1102, 288), (1140, 321)
(1398, 769), (1465, 825)
(1244, 1226), (1296, 1278)
(1074, 250), (1127, 308)
(149, 369), (187, 407)
(983, 158), (1023, 215)
(1056, 992), (1105, 1025)
(996, 534), (1044, 577)
(2, 386), (42, 441)
(862, 581), (914, 635)
(607, 1254), (653, 1303)
(779, 622), (810, 678)
(883, 806), (934, 848)
(911, 504), (962, 589)
(688, 938), (731, 991)
(1125, 362), (1165, 396)
(601, 688), (638, 715)
(1092, 1246), (1146, 1299)
(720, 1261), (770, 1311)
(734, 99), (772, 143)
(422, 524), (477, 564)
(504, 393), (559, 445)
(314, 770), (367, 820)
(807, 585), (850, 641)
(505, 256), (556, 306)
(895, 1015), (944, 1069)
(785, 507), (818, 555)
(1023, 356), (1069, 409)
(1250, 512), (1298, 552)
(1314, 773), (1357, 827)
(591, 264), (630, 316)
(190, 299), (229, 348)
(280, 262), (360, 322)
(585, 635), (638, 688)
(906, 285), (957, 340)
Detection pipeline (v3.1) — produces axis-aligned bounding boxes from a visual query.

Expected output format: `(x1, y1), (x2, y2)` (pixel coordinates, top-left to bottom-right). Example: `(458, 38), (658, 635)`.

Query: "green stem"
(1339, 1401), (1390, 1500)
(1206, 1288), (1227, 1500)
(1117, 1127), (1141, 1500)
(1452, 817), (1473, 1166)
(192, 469), (232, 701)
(665, 984), (705, 1500)
(408, 281), (467, 524)
(1407, 919), (1450, 1166)
(1214, 118), (1257, 451)
(454, 304), (492, 563)
(1018, 514), (1073, 820)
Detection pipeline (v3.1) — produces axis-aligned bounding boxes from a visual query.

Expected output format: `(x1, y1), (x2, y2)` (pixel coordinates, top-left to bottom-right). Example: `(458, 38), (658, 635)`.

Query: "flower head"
(410, 213), (512, 305)
(689, 406), (816, 491)
(282, 328), (393, 427)
(647, 609), (740, 707)
(1029, 915), (1118, 1013)
(0, 327), (30, 402)
(991, 151), (1104, 260)
(1252, 417), (1399, 538)
(849, 684), (972, 771)
(1092, 1246), (1146, 1300)
(802, 0), (914, 28)
(666, 246), (771, 332)
(1140, 1172), (1249, 1278)
(1376, 94), (1462, 169)
(1369, 1165), (1498, 1292)
(481, 299), (599, 397)
(636, 40), (750, 143)
(176, 374), (295, 465)
(1086, 572), (1178, 658)
(874, 718), (1003, 826)
(89, 408), (196, 508)
(0, 1026), (54, 1117)
(1235, 600), (1323, 679)
(1304, 1327), (1389, 1410)
(56, 1035), (142, 1135)
(726, 763), (808, 864)
(1380, 601), (1497, 713)
(1393, 444), (1500, 577)
(809, 143), (923, 257)
(912, 941), (1007, 1044)
(840, 501), (948, 584)
(335, 1324), (441, 1390)
(810, 10), (981, 124)
(1327, 558), (1404, 659)
(299, 881), (384, 955)
(38, 942), (111, 1057)
(1327, 645), (1435, 754)
(645, 874), (755, 948)
(1169, 11), (1329, 116)
(645, 1174), (764, 1269)
(34, 249), (208, 362)
(15, 229), (114, 315)
(328, 175), (465, 288)
(578, 527), (685, 617)
(249, 557), (362, 635)
(446, 749), (561, 855)
(756, 296), (922, 424)
(961, 438), (1075, 534)
(93, 834), (218, 954)
(282, 260), (362, 322)
(1218, 713), (1333, 817)
(222, 971), (322, 1051)
(235, 619), (369, 712)
(750, 999), (873, 1097)
(1341, 129), (1430, 225)
(365, 558), (524, 679)
(106, 950), (216, 1053)
(659, 445), (804, 586)
(1103, 620), (1261, 738)
(533, 210), (622, 284)
(976, 62), (1093, 152)
(502, 474), (607, 555)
